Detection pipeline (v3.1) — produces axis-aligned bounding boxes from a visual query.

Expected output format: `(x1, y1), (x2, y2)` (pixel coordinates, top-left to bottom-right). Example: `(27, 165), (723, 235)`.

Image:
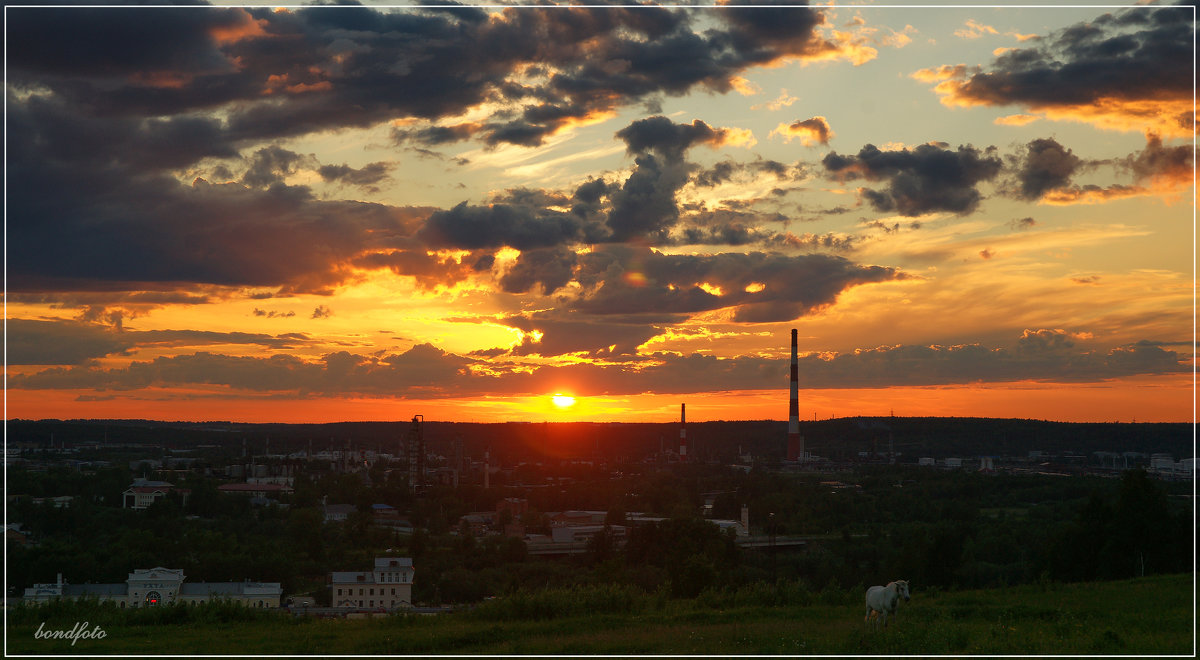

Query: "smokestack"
(787, 329), (804, 461)
(679, 403), (687, 463)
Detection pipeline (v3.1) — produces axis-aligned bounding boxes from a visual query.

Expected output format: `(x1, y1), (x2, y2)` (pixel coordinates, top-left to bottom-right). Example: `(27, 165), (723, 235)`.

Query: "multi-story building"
(329, 557), (414, 610)
(122, 479), (190, 510)
(23, 568), (282, 608)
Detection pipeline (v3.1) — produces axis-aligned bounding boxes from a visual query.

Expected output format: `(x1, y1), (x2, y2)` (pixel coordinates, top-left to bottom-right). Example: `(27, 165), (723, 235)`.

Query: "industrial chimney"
(679, 403), (688, 463)
(787, 329), (804, 461)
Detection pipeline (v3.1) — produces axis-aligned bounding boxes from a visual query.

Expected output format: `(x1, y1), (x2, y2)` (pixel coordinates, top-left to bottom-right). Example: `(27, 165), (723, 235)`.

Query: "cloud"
(253, 308), (296, 318)
(9, 330), (1187, 396)
(311, 305), (333, 319)
(954, 19), (998, 40)
(318, 161), (393, 188)
(351, 249), (483, 289)
(1006, 137), (1084, 201)
(753, 88), (799, 111)
(1023, 134), (1192, 205)
(1122, 133), (1194, 192)
(570, 246), (904, 323)
(694, 158), (800, 187)
(822, 143), (1002, 216)
(242, 145), (317, 188)
(917, 5), (1194, 137)
(770, 116), (834, 146)
(7, 319), (133, 366)
(2, 2), (865, 185)
(419, 201), (599, 250)
(616, 116), (752, 160)
(498, 246), (579, 295)
(6, 318), (312, 366)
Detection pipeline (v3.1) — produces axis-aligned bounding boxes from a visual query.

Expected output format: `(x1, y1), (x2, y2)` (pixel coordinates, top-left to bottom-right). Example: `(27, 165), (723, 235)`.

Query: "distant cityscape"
(6, 412), (1193, 614)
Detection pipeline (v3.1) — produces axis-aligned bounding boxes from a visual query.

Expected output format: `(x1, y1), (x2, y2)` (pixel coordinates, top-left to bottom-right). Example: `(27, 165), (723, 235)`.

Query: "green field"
(6, 574), (1193, 655)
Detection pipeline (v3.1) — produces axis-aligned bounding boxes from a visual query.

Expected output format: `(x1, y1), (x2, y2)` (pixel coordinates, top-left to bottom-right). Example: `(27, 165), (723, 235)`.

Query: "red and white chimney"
(679, 403), (688, 463)
(787, 329), (804, 461)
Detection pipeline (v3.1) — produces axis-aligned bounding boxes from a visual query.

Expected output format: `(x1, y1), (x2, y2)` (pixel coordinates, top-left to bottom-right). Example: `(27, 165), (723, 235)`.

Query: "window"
(369, 588), (374, 596)
(391, 588), (395, 595)
(337, 588), (342, 596)
(369, 600), (374, 607)
(358, 589), (363, 596)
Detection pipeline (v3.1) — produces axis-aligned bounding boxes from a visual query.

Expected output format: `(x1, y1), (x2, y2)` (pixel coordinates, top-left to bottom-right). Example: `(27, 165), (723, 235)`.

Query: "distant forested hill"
(5, 416), (1192, 462)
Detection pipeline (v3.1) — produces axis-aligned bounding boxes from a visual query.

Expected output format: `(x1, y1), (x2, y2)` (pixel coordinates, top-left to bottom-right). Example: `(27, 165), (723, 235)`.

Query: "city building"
(323, 503), (356, 523)
(122, 479), (190, 510)
(23, 568), (281, 608)
(329, 557), (414, 610)
(216, 482), (293, 498)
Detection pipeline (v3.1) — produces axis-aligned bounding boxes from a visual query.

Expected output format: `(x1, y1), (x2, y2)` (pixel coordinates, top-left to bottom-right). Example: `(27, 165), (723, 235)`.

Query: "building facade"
(23, 568), (281, 608)
(122, 479), (190, 509)
(330, 557), (414, 610)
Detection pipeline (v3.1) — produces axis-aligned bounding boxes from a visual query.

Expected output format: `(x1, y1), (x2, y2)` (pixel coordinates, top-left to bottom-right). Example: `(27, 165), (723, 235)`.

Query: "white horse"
(864, 580), (910, 628)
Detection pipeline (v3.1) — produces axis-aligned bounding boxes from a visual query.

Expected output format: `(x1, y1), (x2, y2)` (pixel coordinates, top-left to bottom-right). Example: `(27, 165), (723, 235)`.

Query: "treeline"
(6, 463), (1192, 607)
(8, 417), (1192, 464)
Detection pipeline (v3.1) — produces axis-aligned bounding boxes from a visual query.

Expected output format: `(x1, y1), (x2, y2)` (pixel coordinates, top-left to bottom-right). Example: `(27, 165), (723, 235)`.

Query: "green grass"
(6, 573), (1192, 655)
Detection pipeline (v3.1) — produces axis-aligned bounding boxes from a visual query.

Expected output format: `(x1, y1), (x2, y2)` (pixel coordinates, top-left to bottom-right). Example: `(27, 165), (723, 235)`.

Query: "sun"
(551, 394), (577, 409)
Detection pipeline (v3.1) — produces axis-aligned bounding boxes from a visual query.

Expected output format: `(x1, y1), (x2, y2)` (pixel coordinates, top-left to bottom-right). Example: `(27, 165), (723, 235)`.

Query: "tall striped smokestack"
(679, 403), (687, 463)
(787, 329), (803, 461)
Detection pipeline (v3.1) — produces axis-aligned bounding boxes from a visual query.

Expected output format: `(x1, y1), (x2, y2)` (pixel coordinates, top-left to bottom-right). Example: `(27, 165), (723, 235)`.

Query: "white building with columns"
(23, 567), (282, 608)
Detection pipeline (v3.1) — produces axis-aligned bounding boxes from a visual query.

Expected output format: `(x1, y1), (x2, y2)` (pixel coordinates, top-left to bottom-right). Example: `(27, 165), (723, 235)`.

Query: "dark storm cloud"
(498, 246), (579, 295)
(616, 117), (738, 159)
(242, 145), (317, 188)
(606, 154), (691, 242)
(9, 344), (478, 396)
(927, 4), (1193, 134)
(605, 115), (762, 242)
(787, 333), (1187, 388)
(1007, 138), (1083, 201)
(7, 166), (432, 294)
(822, 143), (1002, 216)
(7, 94), (237, 175)
(4, 6), (246, 79)
(572, 246), (903, 323)
(8, 4), (839, 154)
(7, 318), (312, 366)
(419, 201), (599, 251)
(9, 330), (1186, 396)
(7, 319), (134, 366)
(5, 4), (858, 297)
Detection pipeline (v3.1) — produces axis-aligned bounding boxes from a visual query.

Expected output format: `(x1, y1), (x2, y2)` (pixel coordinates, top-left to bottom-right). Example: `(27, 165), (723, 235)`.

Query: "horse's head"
(896, 580), (910, 602)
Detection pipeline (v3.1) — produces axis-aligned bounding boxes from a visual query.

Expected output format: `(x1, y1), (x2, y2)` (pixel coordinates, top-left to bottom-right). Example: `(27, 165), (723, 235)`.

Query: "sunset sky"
(5, 2), (1195, 424)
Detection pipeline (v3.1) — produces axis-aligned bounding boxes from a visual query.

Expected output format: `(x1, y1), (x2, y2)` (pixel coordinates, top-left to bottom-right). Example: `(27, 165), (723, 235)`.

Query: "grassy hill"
(7, 573), (1192, 655)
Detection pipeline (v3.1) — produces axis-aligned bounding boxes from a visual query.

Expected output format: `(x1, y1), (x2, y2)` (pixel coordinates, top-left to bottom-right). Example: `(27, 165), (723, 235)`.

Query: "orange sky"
(4, 4), (1195, 425)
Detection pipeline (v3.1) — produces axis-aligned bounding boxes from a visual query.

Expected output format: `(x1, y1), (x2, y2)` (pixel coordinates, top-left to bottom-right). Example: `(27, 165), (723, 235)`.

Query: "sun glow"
(551, 394), (577, 408)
